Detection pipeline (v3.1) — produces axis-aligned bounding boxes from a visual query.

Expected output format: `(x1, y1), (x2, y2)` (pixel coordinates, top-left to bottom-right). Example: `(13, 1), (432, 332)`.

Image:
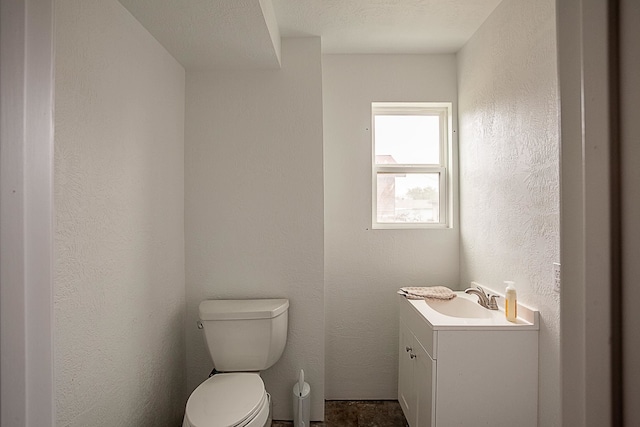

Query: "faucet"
(464, 286), (499, 310)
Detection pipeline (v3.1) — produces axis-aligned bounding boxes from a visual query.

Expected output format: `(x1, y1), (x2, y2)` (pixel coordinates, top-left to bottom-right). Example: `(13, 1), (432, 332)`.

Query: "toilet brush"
(293, 369), (310, 427)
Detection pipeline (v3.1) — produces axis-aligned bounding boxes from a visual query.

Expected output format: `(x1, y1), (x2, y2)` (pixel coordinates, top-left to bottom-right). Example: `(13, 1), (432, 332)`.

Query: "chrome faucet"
(464, 286), (499, 310)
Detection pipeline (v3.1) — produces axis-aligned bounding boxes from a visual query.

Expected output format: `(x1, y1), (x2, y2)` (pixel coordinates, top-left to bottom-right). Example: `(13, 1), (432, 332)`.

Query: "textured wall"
(54, 0), (186, 425)
(322, 55), (460, 399)
(457, 0), (560, 425)
(185, 38), (324, 421)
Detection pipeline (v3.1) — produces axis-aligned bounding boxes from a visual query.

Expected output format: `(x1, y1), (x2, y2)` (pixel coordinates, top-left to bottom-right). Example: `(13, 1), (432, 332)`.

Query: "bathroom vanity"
(398, 291), (539, 427)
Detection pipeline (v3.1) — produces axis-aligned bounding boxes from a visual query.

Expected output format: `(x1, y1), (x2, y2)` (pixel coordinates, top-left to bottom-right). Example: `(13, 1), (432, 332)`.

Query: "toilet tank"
(199, 299), (289, 372)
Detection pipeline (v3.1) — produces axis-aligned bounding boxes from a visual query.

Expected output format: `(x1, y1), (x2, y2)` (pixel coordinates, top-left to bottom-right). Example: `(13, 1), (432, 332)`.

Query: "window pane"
(374, 115), (440, 165)
(377, 173), (439, 223)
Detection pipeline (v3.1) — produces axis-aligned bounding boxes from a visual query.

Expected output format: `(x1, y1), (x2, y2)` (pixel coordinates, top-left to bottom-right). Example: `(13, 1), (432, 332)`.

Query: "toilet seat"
(184, 373), (269, 427)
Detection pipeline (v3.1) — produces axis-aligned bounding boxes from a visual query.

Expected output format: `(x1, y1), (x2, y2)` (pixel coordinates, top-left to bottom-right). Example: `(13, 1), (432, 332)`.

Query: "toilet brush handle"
(298, 395), (304, 427)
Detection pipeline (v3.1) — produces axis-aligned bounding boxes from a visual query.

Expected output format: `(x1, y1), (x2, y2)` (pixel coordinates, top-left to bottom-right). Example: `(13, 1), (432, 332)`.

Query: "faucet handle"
(487, 294), (499, 310)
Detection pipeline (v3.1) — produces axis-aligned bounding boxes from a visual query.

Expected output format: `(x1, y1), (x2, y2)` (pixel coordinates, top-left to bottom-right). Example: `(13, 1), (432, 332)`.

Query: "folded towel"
(398, 286), (456, 300)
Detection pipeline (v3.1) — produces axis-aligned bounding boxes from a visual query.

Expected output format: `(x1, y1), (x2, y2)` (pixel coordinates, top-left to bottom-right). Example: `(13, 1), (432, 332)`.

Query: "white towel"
(398, 286), (456, 300)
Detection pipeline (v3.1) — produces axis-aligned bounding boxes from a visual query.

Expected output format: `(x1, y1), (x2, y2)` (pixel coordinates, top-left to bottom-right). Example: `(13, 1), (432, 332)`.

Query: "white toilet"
(183, 299), (289, 427)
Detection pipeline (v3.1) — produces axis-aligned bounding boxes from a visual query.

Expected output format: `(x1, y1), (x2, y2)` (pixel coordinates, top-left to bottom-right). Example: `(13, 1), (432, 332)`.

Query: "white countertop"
(406, 291), (540, 331)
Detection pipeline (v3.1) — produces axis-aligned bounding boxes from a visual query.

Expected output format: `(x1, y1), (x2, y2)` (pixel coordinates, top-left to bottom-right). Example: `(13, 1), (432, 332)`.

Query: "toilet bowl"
(183, 299), (289, 427)
(183, 373), (270, 427)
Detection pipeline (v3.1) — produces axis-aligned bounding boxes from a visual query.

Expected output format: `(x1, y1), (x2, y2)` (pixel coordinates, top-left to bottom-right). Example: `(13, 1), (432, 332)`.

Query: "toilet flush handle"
(197, 321), (203, 329)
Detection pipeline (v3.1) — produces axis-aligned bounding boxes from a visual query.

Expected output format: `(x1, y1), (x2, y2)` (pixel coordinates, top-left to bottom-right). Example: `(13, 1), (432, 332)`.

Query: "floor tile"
(272, 400), (408, 427)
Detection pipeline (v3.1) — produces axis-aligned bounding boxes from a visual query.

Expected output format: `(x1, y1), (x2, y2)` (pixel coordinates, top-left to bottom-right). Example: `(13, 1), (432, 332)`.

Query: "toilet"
(183, 299), (289, 427)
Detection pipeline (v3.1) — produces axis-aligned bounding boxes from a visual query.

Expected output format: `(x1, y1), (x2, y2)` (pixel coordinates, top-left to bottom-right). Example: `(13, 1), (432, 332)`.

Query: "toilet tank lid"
(199, 299), (289, 320)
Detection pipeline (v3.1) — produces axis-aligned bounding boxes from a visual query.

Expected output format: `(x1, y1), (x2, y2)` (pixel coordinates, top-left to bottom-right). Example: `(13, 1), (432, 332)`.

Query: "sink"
(425, 296), (492, 318)
(405, 287), (539, 330)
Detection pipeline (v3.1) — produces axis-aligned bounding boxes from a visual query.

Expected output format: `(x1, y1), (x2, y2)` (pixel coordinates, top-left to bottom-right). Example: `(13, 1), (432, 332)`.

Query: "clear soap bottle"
(505, 281), (517, 322)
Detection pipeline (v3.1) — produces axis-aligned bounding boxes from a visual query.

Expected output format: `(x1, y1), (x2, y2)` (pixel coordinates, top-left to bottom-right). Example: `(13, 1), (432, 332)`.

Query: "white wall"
(54, 0), (186, 425)
(184, 38), (325, 421)
(457, 0), (560, 425)
(322, 55), (460, 399)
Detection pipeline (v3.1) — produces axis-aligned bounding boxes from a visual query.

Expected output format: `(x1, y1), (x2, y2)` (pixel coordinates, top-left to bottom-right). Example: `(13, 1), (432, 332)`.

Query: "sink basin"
(425, 296), (492, 318)
(402, 286), (539, 330)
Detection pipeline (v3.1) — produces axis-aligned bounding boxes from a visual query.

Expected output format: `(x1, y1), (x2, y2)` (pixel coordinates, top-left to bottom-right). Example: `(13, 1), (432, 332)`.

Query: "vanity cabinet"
(398, 295), (539, 427)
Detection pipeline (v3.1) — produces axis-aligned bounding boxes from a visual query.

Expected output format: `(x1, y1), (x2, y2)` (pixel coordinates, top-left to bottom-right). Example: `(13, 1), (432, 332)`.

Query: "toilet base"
(264, 393), (272, 427)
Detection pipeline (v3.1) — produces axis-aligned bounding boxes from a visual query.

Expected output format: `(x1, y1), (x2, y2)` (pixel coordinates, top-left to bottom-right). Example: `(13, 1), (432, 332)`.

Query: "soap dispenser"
(505, 281), (517, 322)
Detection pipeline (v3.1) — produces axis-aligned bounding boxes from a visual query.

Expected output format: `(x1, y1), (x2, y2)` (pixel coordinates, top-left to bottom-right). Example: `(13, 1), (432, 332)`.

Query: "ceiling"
(118, 0), (503, 70)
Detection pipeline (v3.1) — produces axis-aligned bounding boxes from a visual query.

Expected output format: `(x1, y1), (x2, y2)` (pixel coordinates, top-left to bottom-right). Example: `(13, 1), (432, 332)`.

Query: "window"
(372, 102), (453, 229)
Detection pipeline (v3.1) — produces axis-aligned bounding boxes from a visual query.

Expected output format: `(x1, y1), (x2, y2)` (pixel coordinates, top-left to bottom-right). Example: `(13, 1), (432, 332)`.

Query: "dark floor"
(272, 400), (409, 427)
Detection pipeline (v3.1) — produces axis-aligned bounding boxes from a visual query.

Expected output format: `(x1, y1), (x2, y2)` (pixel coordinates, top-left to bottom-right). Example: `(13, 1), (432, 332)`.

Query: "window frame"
(371, 102), (453, 229)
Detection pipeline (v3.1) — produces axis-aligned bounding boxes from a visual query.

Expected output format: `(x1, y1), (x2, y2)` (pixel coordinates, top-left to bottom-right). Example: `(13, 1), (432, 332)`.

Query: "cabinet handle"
(405, 346), (412, 352)
(410, 352), (417, 359)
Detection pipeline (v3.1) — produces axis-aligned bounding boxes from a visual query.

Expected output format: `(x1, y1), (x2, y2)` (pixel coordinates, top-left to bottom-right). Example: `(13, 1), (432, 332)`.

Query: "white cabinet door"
(398, 321), (416, 426)
(414, 343), (436, 427)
